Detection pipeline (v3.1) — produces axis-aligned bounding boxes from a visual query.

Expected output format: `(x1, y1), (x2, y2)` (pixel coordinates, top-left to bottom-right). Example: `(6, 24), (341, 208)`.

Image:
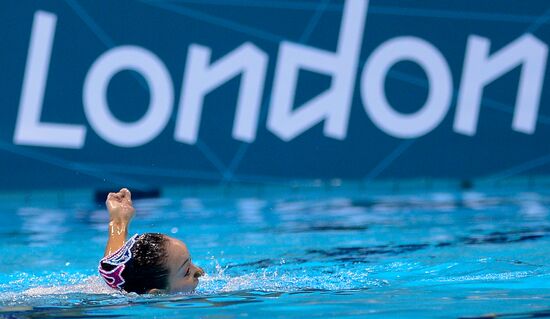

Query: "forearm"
(103, 188), (135, 257)
(104, 220), (129, 257)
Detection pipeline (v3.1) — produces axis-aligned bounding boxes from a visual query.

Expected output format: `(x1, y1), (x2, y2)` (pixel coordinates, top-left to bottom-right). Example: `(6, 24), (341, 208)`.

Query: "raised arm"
(104, 188), (135, 257)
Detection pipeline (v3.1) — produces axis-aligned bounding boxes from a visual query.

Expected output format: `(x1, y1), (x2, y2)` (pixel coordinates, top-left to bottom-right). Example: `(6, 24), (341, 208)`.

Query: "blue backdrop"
(1, 0), (549, 190)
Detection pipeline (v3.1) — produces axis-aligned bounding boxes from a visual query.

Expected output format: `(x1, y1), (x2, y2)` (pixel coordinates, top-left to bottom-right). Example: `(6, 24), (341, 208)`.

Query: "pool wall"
(1, 0), (549, 191)
(1, 176), (550, 207)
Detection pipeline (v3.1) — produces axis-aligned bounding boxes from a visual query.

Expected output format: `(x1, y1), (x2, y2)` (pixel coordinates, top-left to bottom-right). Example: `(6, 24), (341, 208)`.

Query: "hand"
(106, 188), (135, 224)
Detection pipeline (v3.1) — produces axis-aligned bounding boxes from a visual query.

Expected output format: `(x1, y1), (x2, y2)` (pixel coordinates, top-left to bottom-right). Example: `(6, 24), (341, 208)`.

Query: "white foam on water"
(22, 275), (113, 296)
(0, 273), (122, 308)
(195, 259), (381, 294)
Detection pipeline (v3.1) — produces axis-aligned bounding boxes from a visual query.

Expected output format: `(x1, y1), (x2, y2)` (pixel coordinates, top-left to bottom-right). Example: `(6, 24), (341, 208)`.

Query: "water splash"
(195, 256), (382, 294)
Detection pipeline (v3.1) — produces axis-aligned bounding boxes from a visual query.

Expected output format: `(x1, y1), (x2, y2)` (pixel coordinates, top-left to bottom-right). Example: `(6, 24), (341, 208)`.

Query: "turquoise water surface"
(0, 187), (549, 318)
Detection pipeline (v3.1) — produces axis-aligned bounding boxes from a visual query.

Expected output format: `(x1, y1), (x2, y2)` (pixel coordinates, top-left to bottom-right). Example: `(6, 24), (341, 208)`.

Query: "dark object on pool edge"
(460, 180), (473, 190)
(94, 188), (160, 204)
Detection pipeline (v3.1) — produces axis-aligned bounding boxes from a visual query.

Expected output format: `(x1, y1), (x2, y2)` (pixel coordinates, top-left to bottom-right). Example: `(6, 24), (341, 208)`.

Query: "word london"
(15, 0), (548, 148)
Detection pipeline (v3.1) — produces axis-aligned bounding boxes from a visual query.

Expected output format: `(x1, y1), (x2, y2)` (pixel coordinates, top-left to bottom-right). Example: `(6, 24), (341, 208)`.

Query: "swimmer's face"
(164, 237), (204, 293)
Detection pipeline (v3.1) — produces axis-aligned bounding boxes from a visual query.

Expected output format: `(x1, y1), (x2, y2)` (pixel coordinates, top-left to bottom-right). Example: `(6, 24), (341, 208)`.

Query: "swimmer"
(98, 188), (204, 294)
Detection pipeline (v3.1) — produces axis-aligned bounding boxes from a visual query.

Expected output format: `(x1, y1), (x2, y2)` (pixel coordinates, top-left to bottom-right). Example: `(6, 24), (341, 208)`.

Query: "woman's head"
(99, 233), (204, 294)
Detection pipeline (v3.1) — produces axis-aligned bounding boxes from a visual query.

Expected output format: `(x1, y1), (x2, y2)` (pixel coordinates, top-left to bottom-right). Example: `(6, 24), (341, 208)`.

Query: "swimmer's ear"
(147, 288), (165, 295)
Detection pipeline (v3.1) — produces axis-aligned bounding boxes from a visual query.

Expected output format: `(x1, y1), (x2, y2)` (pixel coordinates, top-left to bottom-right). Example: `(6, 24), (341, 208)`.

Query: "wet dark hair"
(101, 233), (170, 294)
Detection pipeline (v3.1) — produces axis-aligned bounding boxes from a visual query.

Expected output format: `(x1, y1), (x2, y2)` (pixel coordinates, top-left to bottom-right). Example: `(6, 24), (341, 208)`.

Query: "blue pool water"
(0, 187), (549, 318)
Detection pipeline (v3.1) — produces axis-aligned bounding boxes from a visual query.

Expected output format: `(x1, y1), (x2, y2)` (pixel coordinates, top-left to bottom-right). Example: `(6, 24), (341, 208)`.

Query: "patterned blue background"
(0, 0), (549, 190)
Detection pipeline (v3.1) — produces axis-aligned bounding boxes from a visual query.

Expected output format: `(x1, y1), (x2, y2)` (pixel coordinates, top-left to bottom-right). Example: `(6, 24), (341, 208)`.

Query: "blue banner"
(1, 0), (549, 190)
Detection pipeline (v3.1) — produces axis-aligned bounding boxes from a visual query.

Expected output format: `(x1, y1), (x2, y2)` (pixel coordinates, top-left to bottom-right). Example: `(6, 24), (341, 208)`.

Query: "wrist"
(108, 220), (129, 237)
(109, 220), (129, 228)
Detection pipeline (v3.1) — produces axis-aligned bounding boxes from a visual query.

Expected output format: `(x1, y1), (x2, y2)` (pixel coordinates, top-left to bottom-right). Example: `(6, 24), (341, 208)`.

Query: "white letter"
(361, 37), (453, 138)
(454, 34), (548, 135)
(267, 0), (367, 141)
(175, 43), (267, 144)
(14, 11), (86, 149)
(83, 46), (174, 147)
